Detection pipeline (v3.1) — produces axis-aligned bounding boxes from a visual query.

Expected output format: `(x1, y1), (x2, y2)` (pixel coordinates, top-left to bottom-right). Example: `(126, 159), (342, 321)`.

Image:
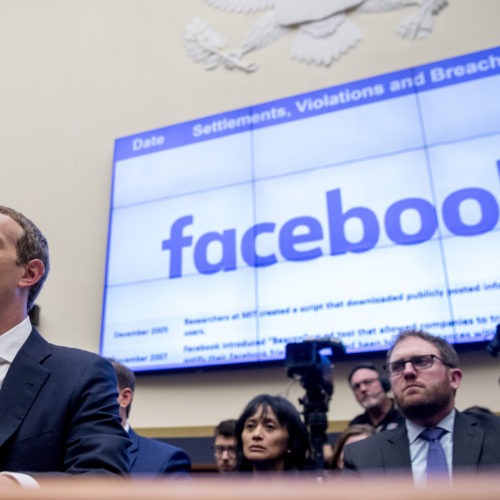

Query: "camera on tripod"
(285, 339), (345, 405)
(285, 338), (345, 470)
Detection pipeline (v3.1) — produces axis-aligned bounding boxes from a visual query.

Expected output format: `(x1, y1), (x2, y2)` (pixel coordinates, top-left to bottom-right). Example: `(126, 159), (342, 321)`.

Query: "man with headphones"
(348, 362), (404, 432)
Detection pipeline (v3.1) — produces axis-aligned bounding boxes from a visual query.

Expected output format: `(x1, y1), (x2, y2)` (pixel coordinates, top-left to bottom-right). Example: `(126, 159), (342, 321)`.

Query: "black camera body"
(285, 339), (345, 402)
(285, 339), (345, 471)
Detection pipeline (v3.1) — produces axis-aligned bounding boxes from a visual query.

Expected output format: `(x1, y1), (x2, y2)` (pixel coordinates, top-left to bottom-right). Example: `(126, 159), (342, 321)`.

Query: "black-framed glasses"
(351, 377), (379, 392)
(213, 445), (237, 456)
(384, 354), (451, 375)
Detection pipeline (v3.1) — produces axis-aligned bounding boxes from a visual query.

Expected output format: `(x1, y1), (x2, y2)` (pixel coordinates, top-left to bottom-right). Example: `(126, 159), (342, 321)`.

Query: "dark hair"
(235, 394), (310, 472)
(348, 362), (391, 392)
(387, 330), (460, 368)
(108, 358), (135, 418)
(330, 424), (376, 470)
(214, 419), (237, 439)
(0, 206), (50, 311)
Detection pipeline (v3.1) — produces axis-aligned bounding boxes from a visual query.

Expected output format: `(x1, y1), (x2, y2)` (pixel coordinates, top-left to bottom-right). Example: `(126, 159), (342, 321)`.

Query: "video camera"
(285, 338), (345, 471)
(286, 339), (345, 406)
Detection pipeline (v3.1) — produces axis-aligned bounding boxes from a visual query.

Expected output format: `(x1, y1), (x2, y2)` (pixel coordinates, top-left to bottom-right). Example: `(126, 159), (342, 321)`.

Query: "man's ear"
(19, 259), (45, 289)
(449, 368), (462, 391)
(117, 387), (133, 409)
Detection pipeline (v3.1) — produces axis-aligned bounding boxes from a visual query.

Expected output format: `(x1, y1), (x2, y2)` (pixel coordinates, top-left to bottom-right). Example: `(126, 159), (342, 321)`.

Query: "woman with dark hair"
(329, 424), (376, 470)
(235, 394), (310, 473)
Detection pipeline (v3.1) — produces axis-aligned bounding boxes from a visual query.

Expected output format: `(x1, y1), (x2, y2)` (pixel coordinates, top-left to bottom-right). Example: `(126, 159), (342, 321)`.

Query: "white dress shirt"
(0, 316), (32, 389)
(406, 408), (455, 486)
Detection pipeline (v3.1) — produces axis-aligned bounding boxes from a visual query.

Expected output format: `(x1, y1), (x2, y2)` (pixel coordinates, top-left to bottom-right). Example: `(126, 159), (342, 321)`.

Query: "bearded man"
(343, 330), (500, 484)
(348, 362), (403, 432)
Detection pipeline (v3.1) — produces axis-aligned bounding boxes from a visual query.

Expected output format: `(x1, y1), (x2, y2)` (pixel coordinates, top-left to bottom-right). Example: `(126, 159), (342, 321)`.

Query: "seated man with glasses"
(213, 419), (238, 473)
(343, 330), (500, 484)
(348, 362), (404, 432)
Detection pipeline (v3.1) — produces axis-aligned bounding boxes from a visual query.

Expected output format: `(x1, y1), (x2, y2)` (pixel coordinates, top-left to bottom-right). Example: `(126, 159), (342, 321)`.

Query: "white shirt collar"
(406, 408), (456, 444)
(0, 316), (32, 363)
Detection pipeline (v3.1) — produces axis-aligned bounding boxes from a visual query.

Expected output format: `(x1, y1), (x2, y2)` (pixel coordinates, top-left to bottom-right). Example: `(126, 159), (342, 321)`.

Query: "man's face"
(214, 435), (237, 473)
(350, 368), (387, 410)
(388, 336), (461, 421)
(0, 214), (25, 307)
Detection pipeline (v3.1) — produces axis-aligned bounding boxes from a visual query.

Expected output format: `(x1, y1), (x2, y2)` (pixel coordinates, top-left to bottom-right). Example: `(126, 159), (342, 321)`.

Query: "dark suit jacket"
(128, 428), (191, 475)
(343, 411), (500, 476)
(0, 328), (130, 475)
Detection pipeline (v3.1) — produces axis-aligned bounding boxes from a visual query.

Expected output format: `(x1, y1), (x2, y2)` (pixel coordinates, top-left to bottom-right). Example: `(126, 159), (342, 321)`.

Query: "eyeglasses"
(351, 377), (379, 392)
(384, 354), (451, 375)
(213, 445), (237, 456)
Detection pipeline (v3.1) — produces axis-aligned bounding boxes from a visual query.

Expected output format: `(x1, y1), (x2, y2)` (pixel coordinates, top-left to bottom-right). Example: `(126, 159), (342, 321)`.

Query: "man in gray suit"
(343, 330), (500, 484)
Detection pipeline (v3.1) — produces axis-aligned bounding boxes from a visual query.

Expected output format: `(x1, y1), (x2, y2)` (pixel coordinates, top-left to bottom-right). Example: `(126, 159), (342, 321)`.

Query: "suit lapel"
(382, 425), (412, 470)
(452, 411), (483, 469)
(378, 411), (484, 471)
(0, 329), (51, 448)
(127, 427), (140, 469)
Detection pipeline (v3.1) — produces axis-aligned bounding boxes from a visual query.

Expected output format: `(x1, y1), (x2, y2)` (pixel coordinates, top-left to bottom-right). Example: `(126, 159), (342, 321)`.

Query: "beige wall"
(1, 0), (499, 433)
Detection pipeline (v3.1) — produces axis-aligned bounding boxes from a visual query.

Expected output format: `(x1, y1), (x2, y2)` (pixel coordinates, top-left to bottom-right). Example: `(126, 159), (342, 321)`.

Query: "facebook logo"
(162, 185), (499, 279)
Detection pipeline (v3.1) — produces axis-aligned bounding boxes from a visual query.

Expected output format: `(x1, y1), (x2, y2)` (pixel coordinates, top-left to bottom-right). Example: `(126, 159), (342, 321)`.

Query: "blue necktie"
(420, 427), (448, 478)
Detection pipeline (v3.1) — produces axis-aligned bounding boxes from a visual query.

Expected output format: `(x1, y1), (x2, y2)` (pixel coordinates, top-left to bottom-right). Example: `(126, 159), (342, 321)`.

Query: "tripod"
(300, 387), (330, 471)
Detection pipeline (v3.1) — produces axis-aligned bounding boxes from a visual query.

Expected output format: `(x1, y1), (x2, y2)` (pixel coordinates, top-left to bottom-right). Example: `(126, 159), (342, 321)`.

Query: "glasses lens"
(214, 446), (236, 455)
(352, 378), (378, 391)
(412, 355), (433, 369)
(386, 355), (436, 374)
(387, 361), (404, 374)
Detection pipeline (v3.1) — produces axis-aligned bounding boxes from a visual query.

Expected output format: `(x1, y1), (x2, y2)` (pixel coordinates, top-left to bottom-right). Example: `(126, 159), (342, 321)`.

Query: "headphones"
(348, 362), (391, 393)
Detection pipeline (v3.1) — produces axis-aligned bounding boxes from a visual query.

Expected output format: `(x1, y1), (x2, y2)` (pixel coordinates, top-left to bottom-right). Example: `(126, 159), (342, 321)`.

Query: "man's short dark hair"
(108, 359), (136, 391)
(108, 359), (135, 418)
(387, 330), (460, 368)
(349, 362), (377, 384)
(348, 362), (391, 393)
(0, 206), (50, 311)
(214, 419), (236, 439)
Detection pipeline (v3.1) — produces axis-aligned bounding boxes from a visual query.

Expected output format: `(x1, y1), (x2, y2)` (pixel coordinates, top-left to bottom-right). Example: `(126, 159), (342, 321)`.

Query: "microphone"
(486, 323), (500, 357)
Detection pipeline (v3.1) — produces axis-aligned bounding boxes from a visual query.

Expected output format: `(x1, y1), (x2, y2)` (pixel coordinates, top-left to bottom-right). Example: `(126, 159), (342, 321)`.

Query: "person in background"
(329, 424), (376, 470)
(348, 362), (404, 432)
(343, 330), (500, 484)
(0, 206), (130, 487)
(109, 359), (191, 475)
(235, 394), (310, 473)
(213, 419), (237, 473)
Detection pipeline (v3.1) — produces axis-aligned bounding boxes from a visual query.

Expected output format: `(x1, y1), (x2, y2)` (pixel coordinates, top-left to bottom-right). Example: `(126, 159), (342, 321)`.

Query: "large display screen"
(101, 46), (500, 373)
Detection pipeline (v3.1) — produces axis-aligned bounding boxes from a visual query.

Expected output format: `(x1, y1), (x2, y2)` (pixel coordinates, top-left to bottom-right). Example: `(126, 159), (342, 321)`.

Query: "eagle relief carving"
(184, 0), (448, 71)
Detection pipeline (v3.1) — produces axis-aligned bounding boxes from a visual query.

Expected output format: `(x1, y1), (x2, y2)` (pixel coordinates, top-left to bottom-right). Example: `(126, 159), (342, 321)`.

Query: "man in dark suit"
(110, 359), (192, 475)
(0, 206), (130, 486)
(343, 330), (500, 483)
